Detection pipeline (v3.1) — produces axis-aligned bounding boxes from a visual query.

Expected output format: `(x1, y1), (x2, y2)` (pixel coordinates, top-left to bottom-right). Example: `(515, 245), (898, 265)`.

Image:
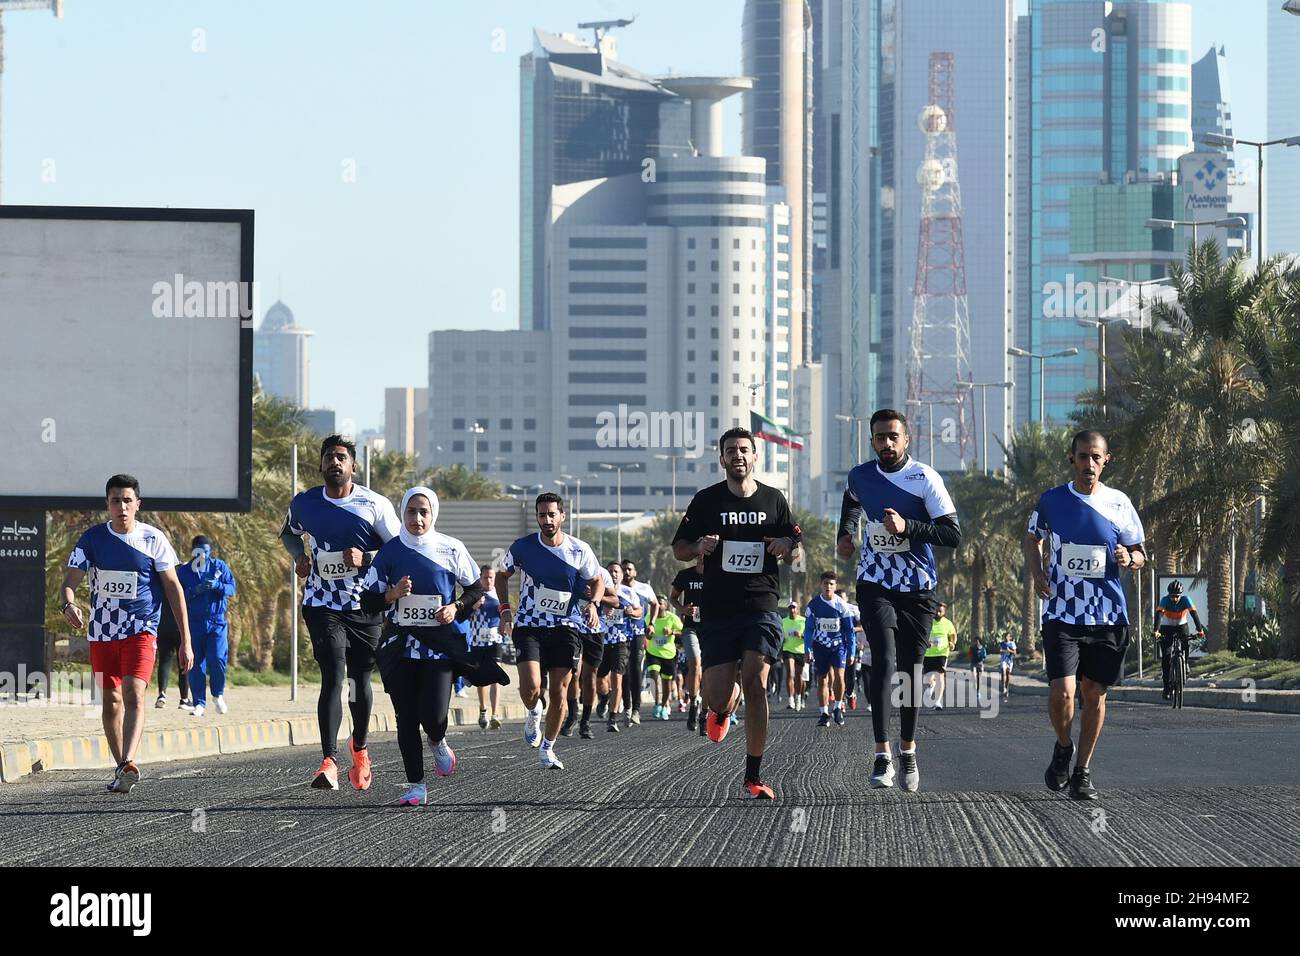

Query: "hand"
(499, 608), (513, 637)
(1197, 630), (1205, 639)
(1032, 567), (1051, 600)
(434, 604), (457, 626)
(585, 602), (600, 630)
(1113, 544), (1131, 568)
(764, 536), (794, 560)
(179, 641), (194, 673)
(837, 534), (855, 560)
(697, 534), (720, 558)
(342, 548), (365, 570)
(206, 578), (224, 592)
(63, 603), (85, 631)
(685, 604), (697, 619)
(385, 576), (413, 603)
(882, 508), (906, 536)
(295, 554), (311, 579)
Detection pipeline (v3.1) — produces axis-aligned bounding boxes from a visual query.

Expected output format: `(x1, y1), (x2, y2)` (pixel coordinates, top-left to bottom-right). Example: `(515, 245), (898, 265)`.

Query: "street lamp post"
(559, 473), (581, 537)
(1074, 317), (1129, 413)
(833, 414), (867, 464)
(1099, 275), (1174, 337)
(1144, 215), (1249, 259)
(653, 454), (681, 512)
(956, 382), (1014, 475)
(1200, 132), (1300, 260)
(467, 421), (486, 473)
(1007, 347), (1079, 425)
(598, 463), (640, 563)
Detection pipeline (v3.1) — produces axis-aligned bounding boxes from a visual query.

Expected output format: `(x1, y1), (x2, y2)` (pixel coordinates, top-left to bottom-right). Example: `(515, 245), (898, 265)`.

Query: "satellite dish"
(917, 159), (945, 192)
(918, 104), (947, 134)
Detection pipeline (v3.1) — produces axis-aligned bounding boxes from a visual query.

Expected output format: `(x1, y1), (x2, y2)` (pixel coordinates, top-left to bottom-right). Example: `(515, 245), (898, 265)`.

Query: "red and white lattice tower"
(907, 52), (972, 466)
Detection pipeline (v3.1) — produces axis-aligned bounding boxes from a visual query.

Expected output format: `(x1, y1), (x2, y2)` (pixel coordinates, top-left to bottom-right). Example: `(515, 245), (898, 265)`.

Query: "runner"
(1024, 429), (1145, 801)
(496, 493), (604, 769)
(923, 601), (956, 710)
(836, 409), (961, 792)
(281, 435), (401, 790)
(807, 572), (855, 728)
(564, 565), (611, 738)
(61, 474), (193, 794)
(670, 559), (708, 732)
(672, 427), (802, 800)
(838, 589), (863, 710)
(780, 601), (807, 711)
(470, 565), (505, 729)
(595, 560), (642, 734)
(621, 560), (657, 725)
(359, 487), (500, 806)
(969, 636), (988, 704)
(998, 634), (1017, 701)
(646, 597), (683, 719)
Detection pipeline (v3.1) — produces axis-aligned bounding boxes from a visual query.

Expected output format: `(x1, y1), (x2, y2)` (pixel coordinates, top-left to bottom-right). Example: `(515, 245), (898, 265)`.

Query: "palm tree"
(948, 468), (1021, 646)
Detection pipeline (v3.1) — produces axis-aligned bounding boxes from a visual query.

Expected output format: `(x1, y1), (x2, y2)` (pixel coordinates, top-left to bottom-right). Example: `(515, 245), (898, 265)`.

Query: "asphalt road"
(2, 688), (1297, 866)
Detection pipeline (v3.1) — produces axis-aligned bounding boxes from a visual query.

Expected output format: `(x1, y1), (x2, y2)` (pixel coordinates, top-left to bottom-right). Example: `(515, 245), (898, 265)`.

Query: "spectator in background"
(155, 592), (192, 710)
(177, 535), (237, 717)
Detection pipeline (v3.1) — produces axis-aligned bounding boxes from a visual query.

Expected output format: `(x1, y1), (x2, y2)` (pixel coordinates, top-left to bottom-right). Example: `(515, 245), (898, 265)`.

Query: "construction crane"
(576, 16), (635, 49)
(0, 0), (63, 202)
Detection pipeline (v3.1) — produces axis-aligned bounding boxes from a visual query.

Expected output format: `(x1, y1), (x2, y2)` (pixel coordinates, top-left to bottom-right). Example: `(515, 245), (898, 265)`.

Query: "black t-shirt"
(672, 480), (801, 615)
(672, 567), (706, 625)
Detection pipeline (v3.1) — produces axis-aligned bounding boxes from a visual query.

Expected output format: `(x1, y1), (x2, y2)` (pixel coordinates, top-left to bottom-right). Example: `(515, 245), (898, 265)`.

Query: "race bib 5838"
(396, 593), (443, 625)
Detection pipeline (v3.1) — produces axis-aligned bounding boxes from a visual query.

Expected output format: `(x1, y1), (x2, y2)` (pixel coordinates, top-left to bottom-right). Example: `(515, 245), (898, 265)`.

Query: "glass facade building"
(519, 30), (691, 331)
(1022, 0), (1191, 424)
(1268, 2), (1300, 256)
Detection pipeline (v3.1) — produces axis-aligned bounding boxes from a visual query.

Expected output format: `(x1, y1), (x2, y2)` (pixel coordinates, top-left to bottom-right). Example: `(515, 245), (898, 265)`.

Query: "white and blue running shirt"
(501, 533), (603, 630)
(470, 587), (503, 646)
(603, 583), (640, 645)
(284, 485), (401, 611)
(845, 459), (956, 592)
(1027, 482), (1144, 627)
(576, 567), (615, 637)
(67, 523), (179, 642)
(361, 531), (479, 662)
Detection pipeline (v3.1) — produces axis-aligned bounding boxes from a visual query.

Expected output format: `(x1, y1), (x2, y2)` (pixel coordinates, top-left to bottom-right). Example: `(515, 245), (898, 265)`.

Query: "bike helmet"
(1167, 580), (1183, 596)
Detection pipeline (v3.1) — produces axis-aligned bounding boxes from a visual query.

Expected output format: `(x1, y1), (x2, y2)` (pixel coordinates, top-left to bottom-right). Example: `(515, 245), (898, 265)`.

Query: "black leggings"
(305, 606), (379, 760)
(385, 658), (455, 784)
(857, 582), (937, 745)
(155, 628), (186, 698)
(844, 662), (857, 697)
(623, 640), (645, 713)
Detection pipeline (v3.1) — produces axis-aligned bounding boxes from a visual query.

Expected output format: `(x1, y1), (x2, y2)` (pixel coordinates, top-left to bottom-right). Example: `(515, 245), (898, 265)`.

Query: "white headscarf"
(398, 486), (440, 556)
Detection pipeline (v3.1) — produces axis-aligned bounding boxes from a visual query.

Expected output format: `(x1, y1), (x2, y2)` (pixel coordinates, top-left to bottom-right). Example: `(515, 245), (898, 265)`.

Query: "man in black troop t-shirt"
(672, 427), (802, 800)
(670, 558), (707, 732)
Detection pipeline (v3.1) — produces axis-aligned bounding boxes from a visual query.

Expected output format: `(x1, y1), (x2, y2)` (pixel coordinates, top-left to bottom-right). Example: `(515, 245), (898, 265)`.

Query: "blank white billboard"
(0, 207), (253, 511)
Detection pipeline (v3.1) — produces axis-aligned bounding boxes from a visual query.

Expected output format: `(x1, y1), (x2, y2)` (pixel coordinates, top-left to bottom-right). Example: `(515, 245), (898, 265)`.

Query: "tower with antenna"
(907, 51), (972, 467)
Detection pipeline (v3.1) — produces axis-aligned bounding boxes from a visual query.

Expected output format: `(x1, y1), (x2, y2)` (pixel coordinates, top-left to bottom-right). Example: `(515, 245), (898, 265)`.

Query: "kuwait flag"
(750, 410), (805, 450)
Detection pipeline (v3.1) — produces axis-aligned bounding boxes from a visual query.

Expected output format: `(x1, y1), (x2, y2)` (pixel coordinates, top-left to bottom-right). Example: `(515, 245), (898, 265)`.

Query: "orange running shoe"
(706, 709), (731, 743)
(348, 735), (372, 791)
(742, 779), (775, 800)
(311, 756), (339, 790)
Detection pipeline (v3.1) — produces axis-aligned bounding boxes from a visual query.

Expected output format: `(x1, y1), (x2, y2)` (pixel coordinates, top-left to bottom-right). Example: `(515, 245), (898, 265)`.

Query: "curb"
(1010, 678), (1300, 715)
(0, 700), (536, 784)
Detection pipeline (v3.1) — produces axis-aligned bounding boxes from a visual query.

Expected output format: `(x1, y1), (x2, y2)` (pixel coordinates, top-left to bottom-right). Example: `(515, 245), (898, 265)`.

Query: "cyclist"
(1153, 581), (1204, 700)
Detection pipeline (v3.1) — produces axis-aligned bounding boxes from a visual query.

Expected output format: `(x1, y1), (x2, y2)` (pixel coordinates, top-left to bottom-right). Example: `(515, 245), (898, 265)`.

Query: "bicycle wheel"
(1171, 648), (1184, 710)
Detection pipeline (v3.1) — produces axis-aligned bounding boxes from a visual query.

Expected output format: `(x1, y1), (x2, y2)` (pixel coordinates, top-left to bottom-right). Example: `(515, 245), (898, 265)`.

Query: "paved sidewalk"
(0, 681), (531, 783)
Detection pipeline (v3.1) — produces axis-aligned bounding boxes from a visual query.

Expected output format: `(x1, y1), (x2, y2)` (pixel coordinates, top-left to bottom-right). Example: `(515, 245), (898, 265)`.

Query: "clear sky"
(2, 0), (1271, 432)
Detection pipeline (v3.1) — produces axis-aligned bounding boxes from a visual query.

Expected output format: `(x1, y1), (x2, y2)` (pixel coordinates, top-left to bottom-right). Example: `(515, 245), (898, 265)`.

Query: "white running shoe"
(523, 708), (542, 748)
(154, 694), (166, 709)
(539, 746), (564, 770)
(214, 695), (228, 715)
(192, 704), (206, 717)
(629, 711), (641, 726)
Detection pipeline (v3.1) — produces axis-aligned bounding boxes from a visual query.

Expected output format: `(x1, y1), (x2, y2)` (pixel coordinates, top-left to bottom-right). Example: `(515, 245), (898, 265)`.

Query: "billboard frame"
(0, 204), (254, 512)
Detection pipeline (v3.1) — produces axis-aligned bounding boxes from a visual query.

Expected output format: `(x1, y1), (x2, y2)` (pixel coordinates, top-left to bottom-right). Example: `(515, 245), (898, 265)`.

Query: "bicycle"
(1168, 634), (1187, 709)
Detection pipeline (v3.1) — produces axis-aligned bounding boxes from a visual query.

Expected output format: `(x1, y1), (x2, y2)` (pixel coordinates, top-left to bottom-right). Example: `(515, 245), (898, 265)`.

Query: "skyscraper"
(253, 300), (312, 407)
(519, 28), (691, 331)
(1019, 0), (1192, 425)
(1268, 2), (1300, 256)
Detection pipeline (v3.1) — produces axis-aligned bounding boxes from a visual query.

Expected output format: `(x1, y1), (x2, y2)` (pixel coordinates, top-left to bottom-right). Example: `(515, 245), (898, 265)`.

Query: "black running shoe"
(595, 696), (609, 720)
(1068, 766), (1098, 800)
(686, 701), (699, 732)
(832, 708), (845, 727)
(1045, 741), (1074, 793)
(579, 721), (594, 740)
(560, 705), (578, 737)
(606, 719), (620, 733)
(817, 712), (832, 728)
(698, 712), (708, 736)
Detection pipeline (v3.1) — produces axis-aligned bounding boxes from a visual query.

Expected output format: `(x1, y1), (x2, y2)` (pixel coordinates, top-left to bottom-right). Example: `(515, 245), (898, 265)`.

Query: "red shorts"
(90, 633), (158, 690)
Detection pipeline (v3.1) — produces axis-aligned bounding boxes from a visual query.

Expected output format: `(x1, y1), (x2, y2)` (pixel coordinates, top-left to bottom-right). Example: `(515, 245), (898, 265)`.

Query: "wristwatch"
(61, 601), (73, 613)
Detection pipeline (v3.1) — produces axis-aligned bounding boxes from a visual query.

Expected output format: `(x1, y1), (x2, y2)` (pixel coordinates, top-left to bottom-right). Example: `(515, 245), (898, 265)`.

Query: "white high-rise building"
(253, 301), (312, 407)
